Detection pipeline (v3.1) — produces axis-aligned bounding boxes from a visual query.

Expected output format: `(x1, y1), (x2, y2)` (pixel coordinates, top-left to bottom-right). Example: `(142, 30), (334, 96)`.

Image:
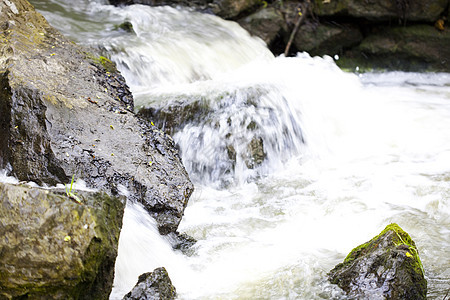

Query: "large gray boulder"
(0, 182), (124, 299)
(0, 0), (193, 235)
(123, 267), (177, 300)
(328, 223), (427, 299)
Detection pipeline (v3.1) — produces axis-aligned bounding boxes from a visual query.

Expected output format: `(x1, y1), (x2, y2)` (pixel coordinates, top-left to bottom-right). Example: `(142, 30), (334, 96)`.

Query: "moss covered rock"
(123, 267), (176, 300)
(0, 182), (124, 299)
(0, 0), (193, 235)
(328, 223), (427, 299)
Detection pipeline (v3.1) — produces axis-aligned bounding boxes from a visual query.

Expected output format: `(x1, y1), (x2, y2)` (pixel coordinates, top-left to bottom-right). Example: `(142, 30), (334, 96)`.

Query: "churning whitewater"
(30, 0), (450, 299)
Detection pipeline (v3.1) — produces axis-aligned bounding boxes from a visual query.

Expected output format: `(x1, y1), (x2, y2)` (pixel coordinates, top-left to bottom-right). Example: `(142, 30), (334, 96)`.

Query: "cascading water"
(30, 0), (450, 299)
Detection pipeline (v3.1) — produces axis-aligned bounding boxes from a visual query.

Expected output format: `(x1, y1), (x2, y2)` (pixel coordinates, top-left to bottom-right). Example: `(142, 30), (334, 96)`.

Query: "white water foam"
(28, 1), (450, 298)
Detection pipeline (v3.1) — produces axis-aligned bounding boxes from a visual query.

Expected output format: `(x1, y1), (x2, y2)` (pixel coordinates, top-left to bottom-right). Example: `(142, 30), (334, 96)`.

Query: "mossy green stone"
(329, 223), (427, 299)
(0, 182), (125, 299)
(342, 223), (424, 275)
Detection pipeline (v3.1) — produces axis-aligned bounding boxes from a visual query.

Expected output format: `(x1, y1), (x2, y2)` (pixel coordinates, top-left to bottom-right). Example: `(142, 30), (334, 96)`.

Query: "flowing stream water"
(29, 0), (450, 299)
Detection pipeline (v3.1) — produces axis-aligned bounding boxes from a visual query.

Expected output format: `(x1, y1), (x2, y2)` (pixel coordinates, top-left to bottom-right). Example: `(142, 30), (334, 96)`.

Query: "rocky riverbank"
(0, 0), (435, 298)
(109, 0), (450, 72)
(0, 0), (193, 297)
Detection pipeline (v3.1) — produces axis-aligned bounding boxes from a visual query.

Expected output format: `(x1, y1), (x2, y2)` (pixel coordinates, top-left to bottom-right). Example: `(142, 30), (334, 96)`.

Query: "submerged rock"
(245, 136), (266, 169)
(167, 231), (197, 254)
(136, 86), (296, 185)
(328, 223), (427, 299)
(0, 0), (193, 235)
(123, 267), (177, 300)
(0, 182), (124, 299)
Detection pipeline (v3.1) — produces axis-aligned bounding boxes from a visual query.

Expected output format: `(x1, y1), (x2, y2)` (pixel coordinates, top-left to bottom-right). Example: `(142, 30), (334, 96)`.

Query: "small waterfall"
(103, 5), (274, 92)
(140, 81), (306, 186)
(29, 1), (450, 299)
(110, 201), (188, 299)
(135, 53), (364, 186)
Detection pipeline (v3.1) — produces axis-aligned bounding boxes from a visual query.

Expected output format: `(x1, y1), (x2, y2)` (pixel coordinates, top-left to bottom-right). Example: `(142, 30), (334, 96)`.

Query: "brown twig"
(284, 0), (310, 56)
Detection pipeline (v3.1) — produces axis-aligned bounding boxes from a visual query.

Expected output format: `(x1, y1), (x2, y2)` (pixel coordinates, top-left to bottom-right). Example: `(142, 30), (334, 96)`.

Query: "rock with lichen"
(0, 182), (124, 299)
(0, 0), (193, 235)
(328, 223), (427, 299)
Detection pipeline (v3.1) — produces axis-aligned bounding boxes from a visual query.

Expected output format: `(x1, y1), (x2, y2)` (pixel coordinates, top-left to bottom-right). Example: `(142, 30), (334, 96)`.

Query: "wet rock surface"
(328, 223), (427, 299)
(0, 182), (124, 299)
(123, 267), (177, 300)
(167, 232), (197, 254)
(0, 0), (193, 235)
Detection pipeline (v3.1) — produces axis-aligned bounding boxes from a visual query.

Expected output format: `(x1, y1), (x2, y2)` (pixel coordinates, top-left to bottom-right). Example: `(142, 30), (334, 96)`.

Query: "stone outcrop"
(328, 223), (427, 299)
(0, 182), (124, 299)
(0, 0), (193, 235)
(123, 267), (177, 300)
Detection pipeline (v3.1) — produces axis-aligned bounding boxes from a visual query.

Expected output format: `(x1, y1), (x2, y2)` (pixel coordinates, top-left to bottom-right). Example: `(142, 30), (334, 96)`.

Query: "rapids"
(29, 0), (450, 299)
